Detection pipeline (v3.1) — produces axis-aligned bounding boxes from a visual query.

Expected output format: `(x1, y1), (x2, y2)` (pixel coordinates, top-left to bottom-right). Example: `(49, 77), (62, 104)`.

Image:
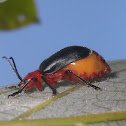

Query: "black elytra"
(39, 46), (91, 75)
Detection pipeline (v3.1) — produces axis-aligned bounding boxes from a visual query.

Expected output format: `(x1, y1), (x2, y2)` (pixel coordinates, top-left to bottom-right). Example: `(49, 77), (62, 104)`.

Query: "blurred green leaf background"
(0, 0), (38, 30)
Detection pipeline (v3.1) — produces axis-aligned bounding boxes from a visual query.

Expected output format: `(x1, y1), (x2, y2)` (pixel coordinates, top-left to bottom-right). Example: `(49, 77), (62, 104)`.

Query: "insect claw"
(95, 86), (102, 91)
(8, 94), (14, 98)
(8, 90), (21, 98)
(53, 89), (57, 95)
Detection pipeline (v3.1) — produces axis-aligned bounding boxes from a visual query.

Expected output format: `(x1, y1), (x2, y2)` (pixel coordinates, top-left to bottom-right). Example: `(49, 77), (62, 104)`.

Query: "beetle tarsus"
(8, 90), (21, 98)
(7, 85), (17, 89)
(95, 86), (102, 91)
(52, 89), (57, 95)
(90, 84), (102, 91)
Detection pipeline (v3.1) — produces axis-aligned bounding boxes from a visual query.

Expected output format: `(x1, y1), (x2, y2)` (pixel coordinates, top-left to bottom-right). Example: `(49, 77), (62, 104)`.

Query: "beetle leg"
(7, 82), (22, 90)
(65, 69), (102, 91)
(41, 76), (57, 95)
(8, 78), (36, 98)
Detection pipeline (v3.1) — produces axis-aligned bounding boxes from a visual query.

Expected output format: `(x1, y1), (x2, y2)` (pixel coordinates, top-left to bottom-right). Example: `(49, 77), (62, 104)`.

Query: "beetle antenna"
(9, 57), (22, 81)
(2, 56), (23, 81)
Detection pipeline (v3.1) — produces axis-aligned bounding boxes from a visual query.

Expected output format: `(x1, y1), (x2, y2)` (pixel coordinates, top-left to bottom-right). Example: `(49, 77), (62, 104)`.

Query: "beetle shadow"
(41, 72), (117, 90)
(105, 68), (126, 79)
(41, 80), (79, 90)
(93, 68), (126, 83)
(94, 71), (117, 83)
(54, 80), (79, 88)
(23, 81), (78, 93)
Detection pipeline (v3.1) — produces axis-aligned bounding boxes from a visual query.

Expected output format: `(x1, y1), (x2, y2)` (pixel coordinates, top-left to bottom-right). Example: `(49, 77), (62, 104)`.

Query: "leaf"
(0, 60), (126, 126)
(0, 0), (7, 3)
(0, 0), (38, 30)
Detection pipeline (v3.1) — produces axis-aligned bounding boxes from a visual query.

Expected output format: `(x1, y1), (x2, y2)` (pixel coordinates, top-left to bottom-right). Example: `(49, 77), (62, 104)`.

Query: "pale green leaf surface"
(0, 60), (126, 126)
(0, 0), (7, 3)
(89, 120), (126, 126)
(0, 0), (38, 30)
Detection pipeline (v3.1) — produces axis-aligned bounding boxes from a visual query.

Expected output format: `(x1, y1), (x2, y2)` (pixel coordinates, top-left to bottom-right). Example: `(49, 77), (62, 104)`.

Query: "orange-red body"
(22, 51), (111, 91)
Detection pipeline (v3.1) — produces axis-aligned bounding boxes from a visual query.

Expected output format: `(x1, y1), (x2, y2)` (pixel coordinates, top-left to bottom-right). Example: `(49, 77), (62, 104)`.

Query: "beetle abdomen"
(39, 46), (91, 75)
(62, 51), (111, 81)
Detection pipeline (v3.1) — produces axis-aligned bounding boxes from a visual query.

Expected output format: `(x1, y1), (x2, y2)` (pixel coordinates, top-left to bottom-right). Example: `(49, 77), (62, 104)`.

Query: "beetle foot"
(8, 90), (21, 98)
(92, 85), (102, 91)
(8, 95), (14, 98)
(8, 93), (15, 98)
(52, 89), (57, 95)
(7, 85), (17, 89)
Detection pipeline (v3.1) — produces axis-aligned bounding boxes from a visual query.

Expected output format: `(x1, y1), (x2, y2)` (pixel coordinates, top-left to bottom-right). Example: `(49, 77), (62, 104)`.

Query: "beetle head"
(20, 70), (42, 92)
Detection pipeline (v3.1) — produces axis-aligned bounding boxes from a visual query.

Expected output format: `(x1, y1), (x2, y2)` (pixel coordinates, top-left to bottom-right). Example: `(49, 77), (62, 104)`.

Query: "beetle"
(3, 46), (111, 98)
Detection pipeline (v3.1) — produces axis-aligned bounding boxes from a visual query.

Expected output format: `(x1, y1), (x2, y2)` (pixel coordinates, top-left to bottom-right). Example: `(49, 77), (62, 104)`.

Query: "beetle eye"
(24, 79), (27, 83)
